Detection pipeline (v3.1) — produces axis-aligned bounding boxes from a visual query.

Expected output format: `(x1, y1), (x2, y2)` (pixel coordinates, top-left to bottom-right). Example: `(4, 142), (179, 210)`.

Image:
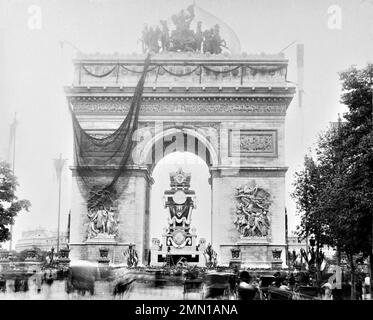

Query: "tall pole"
(57, 165), (62, 253)
(369, 64), (373, 296)
(53, 154), (67, 254)
(9, 113), (17, 251)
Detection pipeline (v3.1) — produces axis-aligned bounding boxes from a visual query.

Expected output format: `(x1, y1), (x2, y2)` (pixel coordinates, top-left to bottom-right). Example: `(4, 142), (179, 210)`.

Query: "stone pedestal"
(150, 169), (203, 267)
(271, 249), (283, 269)
(57, 248), (71, 268)
(69, 167), (152, 265)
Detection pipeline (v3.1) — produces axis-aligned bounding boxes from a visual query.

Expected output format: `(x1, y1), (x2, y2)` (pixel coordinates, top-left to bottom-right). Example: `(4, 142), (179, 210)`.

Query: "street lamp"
(53, 154), (67, 255)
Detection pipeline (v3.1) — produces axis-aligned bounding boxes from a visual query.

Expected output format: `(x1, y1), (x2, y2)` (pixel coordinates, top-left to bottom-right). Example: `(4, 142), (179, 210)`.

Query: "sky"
(0, 0), (372, 248)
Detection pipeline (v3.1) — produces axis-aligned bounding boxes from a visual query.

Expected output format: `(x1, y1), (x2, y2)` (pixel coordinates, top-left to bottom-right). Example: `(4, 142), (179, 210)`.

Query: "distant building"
(287, 231), (336, 259)
(15, 228), (68, 252)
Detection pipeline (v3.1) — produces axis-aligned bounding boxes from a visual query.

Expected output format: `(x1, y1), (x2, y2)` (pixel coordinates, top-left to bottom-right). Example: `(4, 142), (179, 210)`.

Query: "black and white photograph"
(0, 0), (372, 304)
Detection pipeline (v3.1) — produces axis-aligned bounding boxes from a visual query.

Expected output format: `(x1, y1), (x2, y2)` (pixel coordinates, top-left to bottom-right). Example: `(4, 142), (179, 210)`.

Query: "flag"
(53, 154), (67, 179)
(8, 114), (17, 166)
(297, 44), (304, 108)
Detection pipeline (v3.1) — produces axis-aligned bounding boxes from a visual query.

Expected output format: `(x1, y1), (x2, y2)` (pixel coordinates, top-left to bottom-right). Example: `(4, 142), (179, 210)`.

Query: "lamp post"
(53, 154), (67, 255)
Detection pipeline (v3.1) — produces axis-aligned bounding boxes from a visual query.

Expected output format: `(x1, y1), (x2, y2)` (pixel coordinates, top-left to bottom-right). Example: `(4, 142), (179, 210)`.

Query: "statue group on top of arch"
(233, 185), (271, 238)
(141, 5), (226, 54)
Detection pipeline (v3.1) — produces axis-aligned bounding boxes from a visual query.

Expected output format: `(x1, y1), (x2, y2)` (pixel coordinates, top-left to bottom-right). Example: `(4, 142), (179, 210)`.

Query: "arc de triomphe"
(65, 52), (295, 268)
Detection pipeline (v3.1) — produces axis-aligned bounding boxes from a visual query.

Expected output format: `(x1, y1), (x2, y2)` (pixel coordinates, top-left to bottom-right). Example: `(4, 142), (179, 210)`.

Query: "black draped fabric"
(70, 55), (151, 210)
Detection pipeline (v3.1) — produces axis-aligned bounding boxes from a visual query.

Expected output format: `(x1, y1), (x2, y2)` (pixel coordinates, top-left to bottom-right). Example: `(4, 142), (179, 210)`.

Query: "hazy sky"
(0, 0), (372, 248)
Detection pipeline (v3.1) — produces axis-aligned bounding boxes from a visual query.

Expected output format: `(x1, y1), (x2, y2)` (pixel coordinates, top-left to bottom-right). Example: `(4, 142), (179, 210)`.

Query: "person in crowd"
(33, 270), (42, 294)
(288, 273), (296, 291)
(363, 274), (370, 299)
(356, 276), (363, 300)
(237, 271), (258, 300)
(321, 282), (332, 300)
(0, 275), (6, 293)
(273, 271), (282, 287)
(279, 280), (289, 291)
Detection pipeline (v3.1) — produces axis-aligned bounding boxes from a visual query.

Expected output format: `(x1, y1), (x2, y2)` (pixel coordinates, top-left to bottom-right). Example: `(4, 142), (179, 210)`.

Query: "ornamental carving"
(229, 130), (277, 157)
(72, 100), (287, 114)
(240, 134), (274, 152)
(233, 184), (271, 238)
(272, 249), (282, 260)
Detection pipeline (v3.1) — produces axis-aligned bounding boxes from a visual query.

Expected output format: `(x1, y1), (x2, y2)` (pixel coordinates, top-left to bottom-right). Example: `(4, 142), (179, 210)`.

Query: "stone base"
(97, 258), (110, 264)
(271, 261), (283, 270)
(229, 260), (242, 269)
(86, 234), (117, 244)
(150, 248), (204, 267)
(220, 244), (286, 268)
(69, 243), (133, 264)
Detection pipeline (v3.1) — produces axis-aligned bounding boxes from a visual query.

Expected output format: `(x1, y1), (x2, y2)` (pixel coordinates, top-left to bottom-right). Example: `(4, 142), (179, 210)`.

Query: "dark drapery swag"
(69, 54), (151, 211)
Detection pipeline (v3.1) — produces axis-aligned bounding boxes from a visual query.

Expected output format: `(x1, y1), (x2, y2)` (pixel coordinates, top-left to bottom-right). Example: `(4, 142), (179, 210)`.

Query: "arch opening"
(149, 151), (212, 248)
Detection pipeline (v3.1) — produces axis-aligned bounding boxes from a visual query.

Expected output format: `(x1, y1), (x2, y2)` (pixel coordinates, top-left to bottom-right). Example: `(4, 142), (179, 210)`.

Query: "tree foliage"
(292, 64), (373, 297)
(0, 161), (31, 242)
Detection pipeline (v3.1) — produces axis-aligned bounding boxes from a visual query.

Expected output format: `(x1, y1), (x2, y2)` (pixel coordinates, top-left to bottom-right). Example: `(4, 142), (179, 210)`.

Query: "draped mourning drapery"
(70, 55), (151, 210)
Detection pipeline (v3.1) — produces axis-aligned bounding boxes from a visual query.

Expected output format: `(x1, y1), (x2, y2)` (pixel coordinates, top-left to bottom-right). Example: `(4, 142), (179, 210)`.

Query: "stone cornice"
(65, 86), (296, 97)
(74, 52), (288, 65)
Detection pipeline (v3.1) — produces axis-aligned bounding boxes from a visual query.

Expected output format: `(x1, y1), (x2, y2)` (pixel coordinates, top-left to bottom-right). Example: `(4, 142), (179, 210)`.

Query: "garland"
(202, 65), (241, 74)
(81, 63), (285, 79)
(120, 64), (158, 74)
(160, 65), (200, 77)
(82, 65), (117, 78)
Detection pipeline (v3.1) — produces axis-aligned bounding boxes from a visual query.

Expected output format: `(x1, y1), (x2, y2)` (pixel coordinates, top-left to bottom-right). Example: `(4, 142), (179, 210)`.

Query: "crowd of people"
(0, 265), (371, 300)
(0, 269), (60, 299)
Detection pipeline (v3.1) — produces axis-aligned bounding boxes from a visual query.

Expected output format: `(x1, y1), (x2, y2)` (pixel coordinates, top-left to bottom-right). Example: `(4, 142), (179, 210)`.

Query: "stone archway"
(134, 126), (218, 266)
(66, 53), (295, 267)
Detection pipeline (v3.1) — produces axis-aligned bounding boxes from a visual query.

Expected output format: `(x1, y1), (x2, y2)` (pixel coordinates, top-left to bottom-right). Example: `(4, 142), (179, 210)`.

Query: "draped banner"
(70, 54), (151, 210)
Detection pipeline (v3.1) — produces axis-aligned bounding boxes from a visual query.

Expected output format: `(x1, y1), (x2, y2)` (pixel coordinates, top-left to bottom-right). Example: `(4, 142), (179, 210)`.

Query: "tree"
(292, 64), (373, 299)
(292, 155), (331, 287)
(0, 160), (31, 243)
(337, 64), (373, 296)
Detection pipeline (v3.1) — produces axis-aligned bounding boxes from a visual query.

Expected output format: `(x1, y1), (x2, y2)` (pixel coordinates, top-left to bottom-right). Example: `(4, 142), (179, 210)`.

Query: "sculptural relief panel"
(228, 130), (277, 157)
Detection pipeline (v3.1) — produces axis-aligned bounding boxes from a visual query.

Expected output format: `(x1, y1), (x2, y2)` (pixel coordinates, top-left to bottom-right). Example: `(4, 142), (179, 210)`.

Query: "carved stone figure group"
(233, 185), (271, 238)
(141, 5), (226, 54)
(87, 205), (119, 239)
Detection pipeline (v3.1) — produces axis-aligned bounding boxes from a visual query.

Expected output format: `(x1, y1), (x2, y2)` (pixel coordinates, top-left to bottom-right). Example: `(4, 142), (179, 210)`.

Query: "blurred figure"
(0, 275), (6, 294)
(14, 275), (22, 293)
(279, 280), (289, 291)
(237, 271), (258, 300)
(113, 274), (136, 299)
(288, 273), (296, 291)
(66, 261), (98, 297)
(363, 274), (370, 299)
(356, 277), (363, 300)
(322, 282), (332, 300)
(34, 271), (42, 294)
(273, 271), (281, 287)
